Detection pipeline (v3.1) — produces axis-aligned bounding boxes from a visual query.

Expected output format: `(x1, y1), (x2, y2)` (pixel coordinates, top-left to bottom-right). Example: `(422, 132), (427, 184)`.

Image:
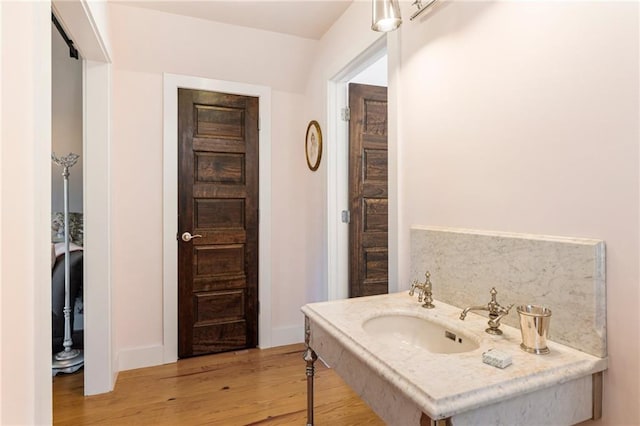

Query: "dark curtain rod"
(52, 13), (79, 60)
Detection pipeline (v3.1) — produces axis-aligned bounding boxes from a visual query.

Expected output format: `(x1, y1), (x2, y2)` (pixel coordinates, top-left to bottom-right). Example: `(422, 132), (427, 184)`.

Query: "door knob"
(181, 232), (203, 242)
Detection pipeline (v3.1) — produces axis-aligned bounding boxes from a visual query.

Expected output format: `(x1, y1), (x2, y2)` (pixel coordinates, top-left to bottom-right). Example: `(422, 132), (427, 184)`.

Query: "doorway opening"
(327, 36), (395, 301)
(51, 12), (85, 380)
(51, 1), (113, 398)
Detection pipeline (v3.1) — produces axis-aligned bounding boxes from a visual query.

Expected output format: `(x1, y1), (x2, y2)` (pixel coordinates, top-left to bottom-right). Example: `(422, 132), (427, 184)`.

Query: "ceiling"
(116, 1), (355, 40)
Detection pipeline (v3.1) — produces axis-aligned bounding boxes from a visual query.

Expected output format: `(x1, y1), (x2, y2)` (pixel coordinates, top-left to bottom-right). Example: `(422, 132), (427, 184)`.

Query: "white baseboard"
(270, 324), (304, 347)
(117, 326), (303, 373)
(118, 345), (164, 372)
(111, 352), (119, 391)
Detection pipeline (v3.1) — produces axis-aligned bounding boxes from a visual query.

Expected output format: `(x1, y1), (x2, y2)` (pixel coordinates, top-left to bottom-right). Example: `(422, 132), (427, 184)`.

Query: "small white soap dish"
(482, 349), (512, 369)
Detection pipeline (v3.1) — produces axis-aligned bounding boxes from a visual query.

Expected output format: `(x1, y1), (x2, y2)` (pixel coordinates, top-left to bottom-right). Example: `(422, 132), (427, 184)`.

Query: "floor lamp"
(52, 152), (84, 375)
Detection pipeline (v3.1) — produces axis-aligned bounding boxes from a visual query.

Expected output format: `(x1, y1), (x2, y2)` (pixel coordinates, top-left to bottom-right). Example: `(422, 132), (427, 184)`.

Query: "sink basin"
(362, 314), (479, 354)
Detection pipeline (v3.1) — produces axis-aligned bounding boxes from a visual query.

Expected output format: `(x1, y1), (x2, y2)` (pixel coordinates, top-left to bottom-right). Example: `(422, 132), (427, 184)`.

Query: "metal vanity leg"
(304, 316), (318, 426)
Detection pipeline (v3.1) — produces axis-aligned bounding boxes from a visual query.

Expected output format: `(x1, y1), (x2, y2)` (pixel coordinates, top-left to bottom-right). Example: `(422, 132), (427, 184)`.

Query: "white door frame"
(162, 74), (273, 363)
(326, 36), (396, 301)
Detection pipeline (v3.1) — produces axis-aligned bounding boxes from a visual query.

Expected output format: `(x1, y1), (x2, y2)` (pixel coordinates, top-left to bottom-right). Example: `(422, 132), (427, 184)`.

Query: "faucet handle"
(487, 288), (512, 316)
(409, 280), (418, 296)
(488, 287), (503, 312)
(490, 287), (498, 301)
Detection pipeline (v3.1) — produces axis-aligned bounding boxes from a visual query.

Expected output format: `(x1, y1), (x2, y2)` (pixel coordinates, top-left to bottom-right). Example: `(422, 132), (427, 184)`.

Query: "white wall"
(1, 2), (3, 417)
(0, 2), (52, 424)
(270, 89), (310, 336)
(396, 2), (639, 425)
(52, 23), (83, 213)
(108, 4), (320, 362)
(304, 1), (385, 304)
(350, 54), (388, 86)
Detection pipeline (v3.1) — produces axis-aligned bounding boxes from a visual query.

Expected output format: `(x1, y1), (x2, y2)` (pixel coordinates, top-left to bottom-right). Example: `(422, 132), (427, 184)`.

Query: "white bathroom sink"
(362, 314), (479, 354)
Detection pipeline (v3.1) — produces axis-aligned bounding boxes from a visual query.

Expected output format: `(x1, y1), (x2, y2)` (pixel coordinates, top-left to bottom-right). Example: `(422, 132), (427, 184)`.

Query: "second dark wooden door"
(178, 88), (259, 358)
(349, 83), (389, 298)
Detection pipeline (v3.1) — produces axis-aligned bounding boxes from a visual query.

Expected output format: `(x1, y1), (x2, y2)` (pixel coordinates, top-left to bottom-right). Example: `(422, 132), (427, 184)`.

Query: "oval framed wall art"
(305, 120), (323, 171)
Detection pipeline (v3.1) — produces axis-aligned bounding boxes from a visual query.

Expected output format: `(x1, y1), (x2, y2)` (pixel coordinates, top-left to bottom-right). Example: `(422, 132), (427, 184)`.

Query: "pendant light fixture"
(372, 0), (402, 32)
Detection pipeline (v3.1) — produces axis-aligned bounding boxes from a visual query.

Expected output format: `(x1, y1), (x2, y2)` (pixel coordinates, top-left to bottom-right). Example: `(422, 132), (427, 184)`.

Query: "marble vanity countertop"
(301, 292), (607, 420)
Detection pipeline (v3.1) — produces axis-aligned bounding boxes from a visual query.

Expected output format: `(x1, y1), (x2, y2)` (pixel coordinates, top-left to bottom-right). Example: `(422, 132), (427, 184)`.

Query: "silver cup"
(517, 305), (552, 355)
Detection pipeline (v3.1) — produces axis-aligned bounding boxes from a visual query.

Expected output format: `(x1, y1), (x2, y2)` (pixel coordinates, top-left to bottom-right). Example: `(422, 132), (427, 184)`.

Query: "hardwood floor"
(53, 344), (384, 425)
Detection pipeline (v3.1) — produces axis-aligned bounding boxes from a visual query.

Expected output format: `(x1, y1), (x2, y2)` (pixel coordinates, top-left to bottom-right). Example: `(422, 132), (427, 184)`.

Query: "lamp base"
(52, 349), (84, 376)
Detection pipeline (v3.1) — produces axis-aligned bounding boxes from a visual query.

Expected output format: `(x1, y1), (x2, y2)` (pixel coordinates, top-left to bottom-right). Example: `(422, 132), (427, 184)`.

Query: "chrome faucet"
(459, 287), (513, 335)
(409, 271), (435, 309)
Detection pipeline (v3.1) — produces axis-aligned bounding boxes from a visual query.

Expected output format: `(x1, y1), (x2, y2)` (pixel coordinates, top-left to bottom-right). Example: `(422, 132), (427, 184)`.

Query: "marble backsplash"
(410, 226), (606, 358)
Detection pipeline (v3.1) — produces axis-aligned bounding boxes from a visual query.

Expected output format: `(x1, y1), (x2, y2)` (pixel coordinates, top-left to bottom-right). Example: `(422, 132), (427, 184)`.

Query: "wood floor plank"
(53, 344), (384, 425)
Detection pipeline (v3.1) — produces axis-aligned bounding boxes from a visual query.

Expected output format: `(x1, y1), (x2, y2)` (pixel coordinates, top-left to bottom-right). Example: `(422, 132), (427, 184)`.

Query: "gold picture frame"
(305, 120), (323, 171)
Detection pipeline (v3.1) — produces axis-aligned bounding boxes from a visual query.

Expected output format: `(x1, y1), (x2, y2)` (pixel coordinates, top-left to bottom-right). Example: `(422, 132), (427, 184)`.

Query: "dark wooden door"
(348, 83), (388, 298)
(178, 88), (259, 358)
